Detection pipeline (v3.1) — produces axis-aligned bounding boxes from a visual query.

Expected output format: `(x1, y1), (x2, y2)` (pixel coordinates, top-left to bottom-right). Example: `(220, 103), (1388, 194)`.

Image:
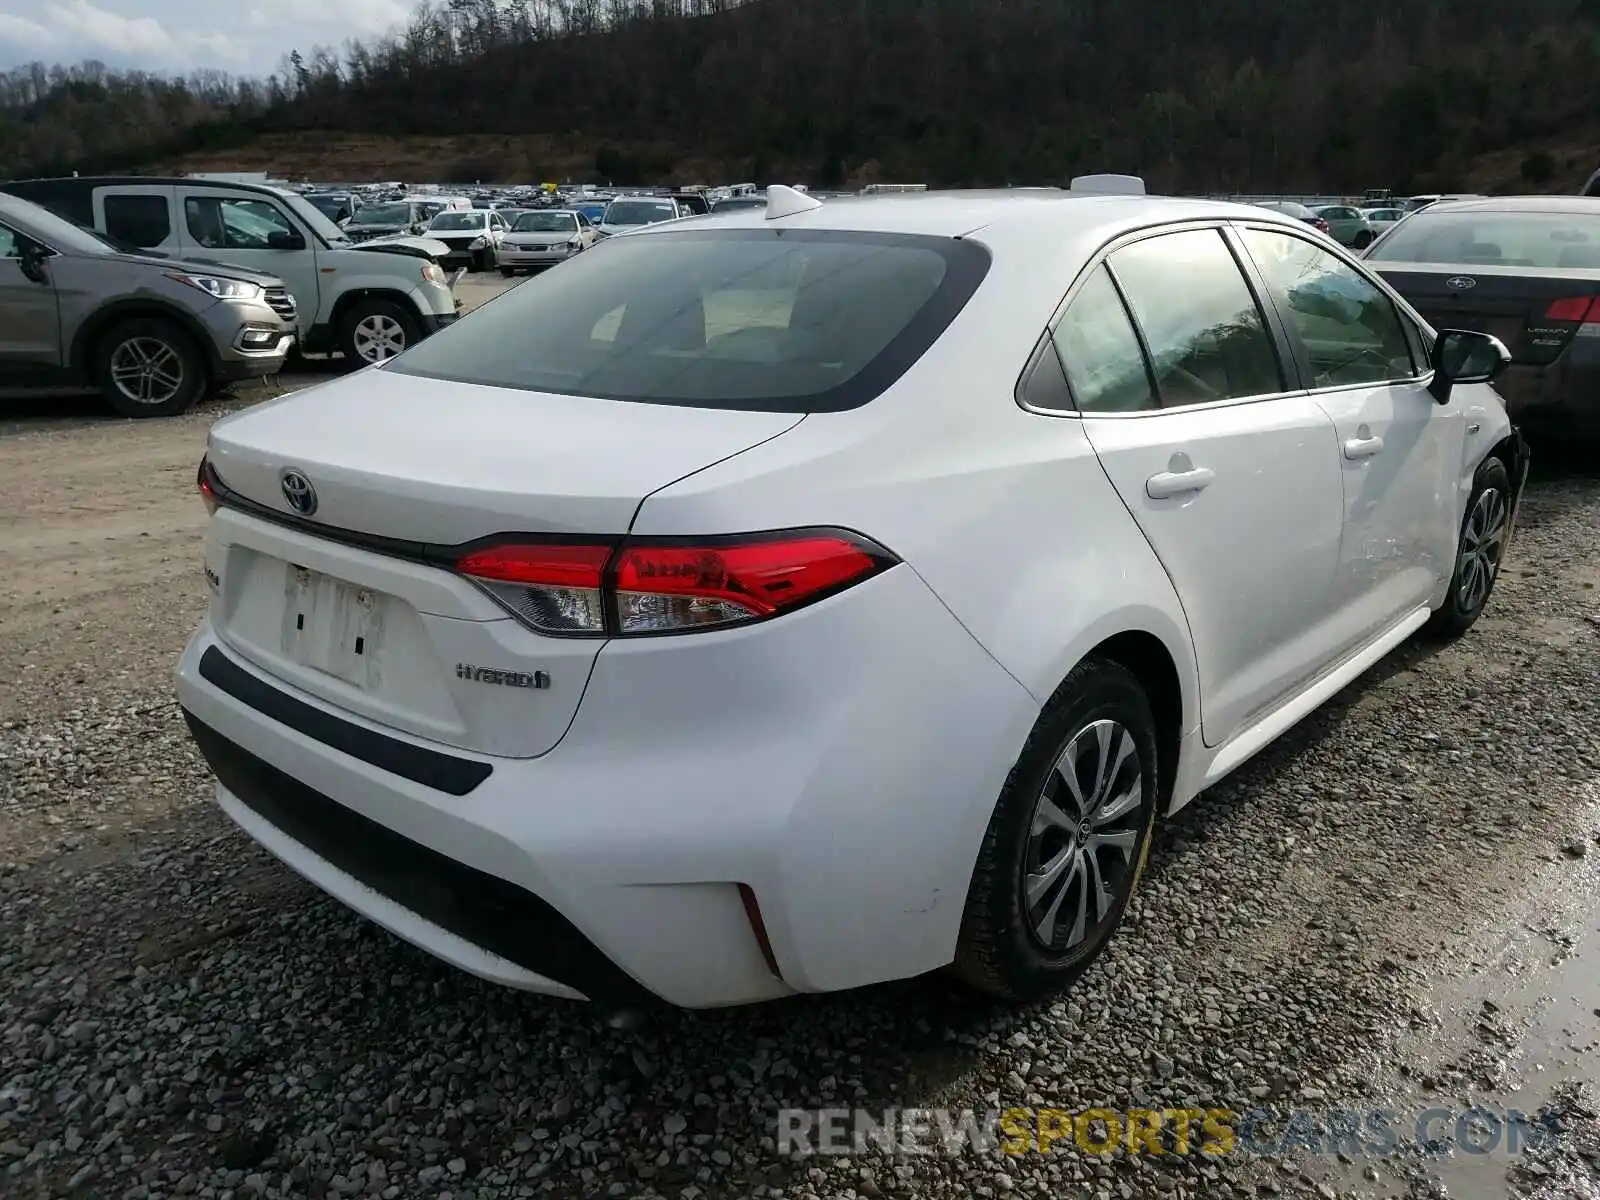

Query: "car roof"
(626, 190), (1304, 240)
(1412, 195), (1600, 216)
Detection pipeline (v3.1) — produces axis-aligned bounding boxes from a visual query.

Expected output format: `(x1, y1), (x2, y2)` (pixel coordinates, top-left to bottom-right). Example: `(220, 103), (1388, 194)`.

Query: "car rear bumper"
(1493, 338), (1600, 436)
(174, 567), (1038, 1009)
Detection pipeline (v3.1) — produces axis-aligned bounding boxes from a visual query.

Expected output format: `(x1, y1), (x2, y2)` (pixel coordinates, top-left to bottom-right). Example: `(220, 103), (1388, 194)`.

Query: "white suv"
(176, 186), (1528, 1013)
(1, 176), (461, 366)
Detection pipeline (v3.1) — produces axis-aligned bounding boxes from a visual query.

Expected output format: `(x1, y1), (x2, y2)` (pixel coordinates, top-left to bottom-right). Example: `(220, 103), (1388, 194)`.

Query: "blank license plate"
(282, 565), (383, 688)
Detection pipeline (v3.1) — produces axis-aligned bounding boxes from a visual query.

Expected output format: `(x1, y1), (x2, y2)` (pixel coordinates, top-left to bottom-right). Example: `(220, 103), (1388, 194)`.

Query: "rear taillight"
(197, 456), (217, 516)
(1312, 218), (1332, 233)
(1543, 296), (1599, 324)
(454, 530), (897, 638)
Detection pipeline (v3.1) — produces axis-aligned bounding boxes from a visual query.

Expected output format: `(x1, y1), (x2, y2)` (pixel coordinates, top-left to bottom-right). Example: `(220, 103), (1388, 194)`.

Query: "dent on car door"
(1236, 225), (1461, 642)
(0, 222), (63, 378)
(1063, 227), (1347, 746)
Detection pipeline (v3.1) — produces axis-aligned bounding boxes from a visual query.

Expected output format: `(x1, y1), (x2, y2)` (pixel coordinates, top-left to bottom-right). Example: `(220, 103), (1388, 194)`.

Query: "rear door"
(92, 185), (177, 254)
(1238, 224), (1460, 644)
(1064, 226), (1346, 746)
(0, 221), (62, 378)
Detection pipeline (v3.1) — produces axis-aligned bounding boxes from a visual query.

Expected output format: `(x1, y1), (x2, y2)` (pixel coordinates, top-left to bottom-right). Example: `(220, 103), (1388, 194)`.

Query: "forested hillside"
(5, 0), (1600, 192)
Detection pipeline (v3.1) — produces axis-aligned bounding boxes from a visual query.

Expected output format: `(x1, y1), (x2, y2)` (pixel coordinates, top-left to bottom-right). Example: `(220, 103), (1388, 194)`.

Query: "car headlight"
(167, 273), (263, 302)
(469, 236), (487, 249)
(567, 236), (582, 249)
(421, 263), (446, 284)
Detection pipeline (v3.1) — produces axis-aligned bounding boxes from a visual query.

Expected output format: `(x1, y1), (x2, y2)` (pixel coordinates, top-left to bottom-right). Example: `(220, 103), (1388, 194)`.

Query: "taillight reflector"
(1543, 296), (1598, 323)
(454, 530), (897, 638)
(197, 456), (217, 516)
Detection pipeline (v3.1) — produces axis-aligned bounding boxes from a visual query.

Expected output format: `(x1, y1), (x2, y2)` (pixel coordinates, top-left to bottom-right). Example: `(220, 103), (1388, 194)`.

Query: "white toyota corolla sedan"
(176, 182), (1528, 1014)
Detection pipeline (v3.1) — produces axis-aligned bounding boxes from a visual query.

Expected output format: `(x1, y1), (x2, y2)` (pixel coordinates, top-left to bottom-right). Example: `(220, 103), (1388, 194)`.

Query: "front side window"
(385, 229), (989, 413)
(1052, 264), (1155, 413)
(1109, 229), (1284, 407)
(185, 198), (293, 250)
(1241, 227), (1415, 387)
(104, 195), (171, 248)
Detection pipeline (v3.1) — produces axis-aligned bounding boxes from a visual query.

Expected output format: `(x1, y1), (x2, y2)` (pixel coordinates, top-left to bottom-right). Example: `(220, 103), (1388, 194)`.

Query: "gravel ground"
(2, 391), (1599, 1200)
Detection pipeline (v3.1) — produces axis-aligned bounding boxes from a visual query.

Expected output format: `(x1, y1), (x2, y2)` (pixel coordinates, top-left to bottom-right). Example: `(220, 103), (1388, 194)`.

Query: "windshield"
(383, 229), (989, 413)
(280, 192), (351, 245)
(604, 200), (677, 226)
(713, 198), (767, 212)
(513, 212), (577, 232)
(1365, 209), (1600, 268)
(356, 203), (413, 225)
(2, 198), (117, 256)
(431, 212), (486, 231)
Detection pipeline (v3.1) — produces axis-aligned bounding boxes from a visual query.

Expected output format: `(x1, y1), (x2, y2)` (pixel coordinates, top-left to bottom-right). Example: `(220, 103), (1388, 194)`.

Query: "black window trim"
(1022, 218), (1308, 422)
(384, 226), (993, 415)
(1229, 219), (1432, 395)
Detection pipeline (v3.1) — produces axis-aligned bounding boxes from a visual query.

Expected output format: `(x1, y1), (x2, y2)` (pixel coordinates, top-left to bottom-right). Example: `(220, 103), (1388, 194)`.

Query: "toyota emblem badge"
(280, 469), (318, 516)
(1445, 276), (1477, 291)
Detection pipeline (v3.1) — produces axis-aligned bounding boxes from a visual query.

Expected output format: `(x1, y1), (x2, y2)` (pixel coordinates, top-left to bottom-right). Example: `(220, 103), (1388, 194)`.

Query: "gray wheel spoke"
(1031, 793), (1077, 838)
(1087, 828), (1138, 860)
(1032, 851), (1082, 945)
(1053, 750), (1090, 818)
(1094, 780), (1142, 826)
(1091, 723), (1133, 810)
(1025, 844), (1076, 909)
(1084, 848), (1114, 925)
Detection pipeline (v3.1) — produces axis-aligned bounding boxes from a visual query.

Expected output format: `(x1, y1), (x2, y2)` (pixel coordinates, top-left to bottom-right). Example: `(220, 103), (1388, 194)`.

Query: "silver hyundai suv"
(0, 191), (296, 418)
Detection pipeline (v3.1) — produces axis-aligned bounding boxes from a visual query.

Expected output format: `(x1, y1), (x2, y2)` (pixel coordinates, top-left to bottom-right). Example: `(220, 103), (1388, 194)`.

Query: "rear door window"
(103, 194), (172, 249)
(385, 228), (991, 412)
(1108, 228), (1285, 407)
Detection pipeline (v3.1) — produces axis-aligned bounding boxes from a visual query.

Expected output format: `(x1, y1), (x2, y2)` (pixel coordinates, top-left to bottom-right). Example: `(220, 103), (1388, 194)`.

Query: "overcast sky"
(0, 0), (413, 77)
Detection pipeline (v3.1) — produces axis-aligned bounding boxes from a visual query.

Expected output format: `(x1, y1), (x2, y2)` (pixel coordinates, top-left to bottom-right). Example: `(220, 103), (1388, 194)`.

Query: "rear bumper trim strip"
(197, 645), (492, 796)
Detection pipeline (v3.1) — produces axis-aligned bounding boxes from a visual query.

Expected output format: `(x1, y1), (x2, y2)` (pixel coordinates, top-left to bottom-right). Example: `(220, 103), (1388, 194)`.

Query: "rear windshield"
(1366, 210), (1600, 268)
(384, 228), (990, 412)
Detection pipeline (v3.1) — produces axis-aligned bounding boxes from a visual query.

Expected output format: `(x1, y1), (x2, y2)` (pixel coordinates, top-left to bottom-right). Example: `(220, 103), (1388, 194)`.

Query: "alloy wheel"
(1456, 486), (1507, 612)
(1021, 719), (1144, 953)
(109, 337), (184, 406)
(352, 314), (407, 362)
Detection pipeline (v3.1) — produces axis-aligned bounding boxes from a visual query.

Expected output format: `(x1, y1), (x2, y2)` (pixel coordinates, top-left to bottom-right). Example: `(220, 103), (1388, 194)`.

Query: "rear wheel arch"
(1086, 629), (1183, 809)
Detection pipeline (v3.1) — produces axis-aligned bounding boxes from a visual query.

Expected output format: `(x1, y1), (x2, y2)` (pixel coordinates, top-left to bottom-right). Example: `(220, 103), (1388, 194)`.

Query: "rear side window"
(104, 194), (171, 248)
(385, 228), (991, 412)
(1109, 229), (1284, 407)
(1053, 265), (1155, 412)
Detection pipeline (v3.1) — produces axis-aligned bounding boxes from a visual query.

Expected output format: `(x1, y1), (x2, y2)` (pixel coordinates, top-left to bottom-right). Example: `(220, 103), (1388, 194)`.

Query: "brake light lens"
(1543, 296), (1599, 323)
(197, 456), (217, 516)
(454, 530), (897, 638)
(455, 542), (613, 635)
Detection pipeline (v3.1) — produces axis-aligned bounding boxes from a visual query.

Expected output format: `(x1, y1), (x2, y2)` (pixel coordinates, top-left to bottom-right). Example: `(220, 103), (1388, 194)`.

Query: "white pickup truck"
(1, 176), (463, 366)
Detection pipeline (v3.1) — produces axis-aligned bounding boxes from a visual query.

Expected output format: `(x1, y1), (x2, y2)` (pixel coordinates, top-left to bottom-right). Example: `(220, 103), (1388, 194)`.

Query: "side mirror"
(18, 241), (50, 284)
(1428, 328), (1510, 403)
(266, 229), (306, 251)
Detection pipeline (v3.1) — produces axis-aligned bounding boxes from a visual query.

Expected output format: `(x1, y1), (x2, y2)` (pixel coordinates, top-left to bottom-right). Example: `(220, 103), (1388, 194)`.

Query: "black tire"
(498, 266), (516, 278)
(471, 249), (491, 273)
(953, 656), (1161, 1001)
(92, 317), (208, 419)
(337, 299), (419, 369)
(1424, 456), (1512, 640)
(1353, 230), (1374, 249)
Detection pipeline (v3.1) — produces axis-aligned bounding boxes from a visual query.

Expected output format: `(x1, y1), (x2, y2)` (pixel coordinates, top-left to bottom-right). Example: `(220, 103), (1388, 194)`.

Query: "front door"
(0, 223), (62, 381)
(1236, 225), (1461, 647)
(1058, 228), (1346, 746)
(173, 187), (320, 320)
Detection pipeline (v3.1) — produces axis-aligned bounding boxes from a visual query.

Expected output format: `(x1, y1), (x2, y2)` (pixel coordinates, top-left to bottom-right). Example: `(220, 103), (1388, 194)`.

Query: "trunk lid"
(203, 369), (803, 759)
(1374, 262), (1600, 367)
